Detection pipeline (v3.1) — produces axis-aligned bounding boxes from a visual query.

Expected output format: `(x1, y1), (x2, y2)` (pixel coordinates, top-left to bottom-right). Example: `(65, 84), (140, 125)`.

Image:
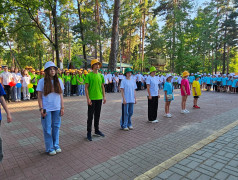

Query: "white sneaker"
(163, 114), (167, 117)
(181, 110), (186, 114)
(128, 126), (134, 130)
(56, 148), (62, 153)
(185, 109), (190, 113)
(149, 120), (159, 123)
(49, 150), (56, 156)
(123, 128), (129, 131)
(166, 114), (172, 118)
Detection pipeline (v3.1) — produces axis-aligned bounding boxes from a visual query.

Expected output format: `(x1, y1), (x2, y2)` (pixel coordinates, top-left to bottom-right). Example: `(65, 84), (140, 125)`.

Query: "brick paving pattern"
(0, 90), (238, 179)
(153, 125), (238, 180)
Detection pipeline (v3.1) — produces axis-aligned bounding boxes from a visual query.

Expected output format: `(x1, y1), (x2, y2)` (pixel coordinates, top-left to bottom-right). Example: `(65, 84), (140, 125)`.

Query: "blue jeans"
(82, 85), (85, 96)
(65, 82), (71, 96)
(41, 110), (61, 152)
(113, 82), (118, 93)
(13, 87), (21, 101)
(77, 85), (84, 96)
(120, 103), (134, 128)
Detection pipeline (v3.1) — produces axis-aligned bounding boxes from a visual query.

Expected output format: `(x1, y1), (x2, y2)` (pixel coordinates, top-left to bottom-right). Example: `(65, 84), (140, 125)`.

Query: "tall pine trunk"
(109, 0), (120, 71)
(77, 0), (87, 69)
(52, 0), (60, 67)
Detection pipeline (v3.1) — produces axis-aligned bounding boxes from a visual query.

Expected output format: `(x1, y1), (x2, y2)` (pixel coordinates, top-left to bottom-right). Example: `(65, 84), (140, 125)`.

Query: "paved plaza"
(0, 90), (238, 180)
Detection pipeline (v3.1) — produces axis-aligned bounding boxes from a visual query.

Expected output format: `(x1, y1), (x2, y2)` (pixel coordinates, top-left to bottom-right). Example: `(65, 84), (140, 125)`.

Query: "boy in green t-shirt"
(85, 59), (106, 141)
(64, 71), (71, 96)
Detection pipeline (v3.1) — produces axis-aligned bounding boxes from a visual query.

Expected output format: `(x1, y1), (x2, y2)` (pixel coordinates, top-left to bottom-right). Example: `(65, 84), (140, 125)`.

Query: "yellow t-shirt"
(192, 80), (201, 96)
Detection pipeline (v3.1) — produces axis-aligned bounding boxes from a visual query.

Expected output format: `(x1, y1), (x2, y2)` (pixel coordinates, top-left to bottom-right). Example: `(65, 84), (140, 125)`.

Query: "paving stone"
(213, 162), (226, 170)
(196, 174), (212, 180)
(185, 161), (200, 169)
(157, 170), (174, 179)
(167, 173), (183, 180)
(203, 159), (216, 166)
(186, 171), (201, 180)
(214, 171), (229, 180)
(227, 175), (238, 180)
(228, 160), (238, 168)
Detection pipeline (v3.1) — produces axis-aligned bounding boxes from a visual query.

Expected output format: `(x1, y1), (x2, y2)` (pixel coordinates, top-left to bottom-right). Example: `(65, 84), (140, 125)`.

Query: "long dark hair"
(44, 67), (62, 96)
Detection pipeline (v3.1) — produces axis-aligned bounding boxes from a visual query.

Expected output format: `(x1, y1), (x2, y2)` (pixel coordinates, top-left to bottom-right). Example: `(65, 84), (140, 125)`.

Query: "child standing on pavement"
(36, 61), (64, 156)
(0, 83), (12, 162)
(181, 71), (191, 114)
(164, 74), (174, 118)
(21, 70), (31, 101)
(192, 75), (201, 109)
(120, 68), (137, 131)
(146, 66), (160, 123)
(85, 59), (106, 141)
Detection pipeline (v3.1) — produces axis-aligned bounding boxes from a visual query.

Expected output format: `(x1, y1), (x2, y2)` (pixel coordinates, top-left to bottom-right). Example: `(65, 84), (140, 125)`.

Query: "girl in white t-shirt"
(36, 61), (64, 156)
(120, 68), (137, 131)
(21, 70), (31, 100)
(113, 73), (119, 93)
(12, 68), (22, 101)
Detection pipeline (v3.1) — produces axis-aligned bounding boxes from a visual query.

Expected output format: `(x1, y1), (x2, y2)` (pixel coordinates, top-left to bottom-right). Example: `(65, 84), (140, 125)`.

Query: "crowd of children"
(0, 59), (238, 158)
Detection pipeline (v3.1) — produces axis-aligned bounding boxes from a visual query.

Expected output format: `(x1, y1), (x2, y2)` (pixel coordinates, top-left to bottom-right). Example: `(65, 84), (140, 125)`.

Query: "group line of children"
(0, 59), (237, 158)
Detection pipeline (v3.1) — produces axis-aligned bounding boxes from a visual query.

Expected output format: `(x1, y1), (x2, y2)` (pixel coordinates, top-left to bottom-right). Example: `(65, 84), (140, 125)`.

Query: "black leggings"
(87, 100), (102, 133)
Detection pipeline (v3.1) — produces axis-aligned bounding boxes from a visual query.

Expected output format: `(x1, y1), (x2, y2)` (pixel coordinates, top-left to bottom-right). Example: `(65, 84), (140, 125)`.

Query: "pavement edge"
(134, 119), (238, 180)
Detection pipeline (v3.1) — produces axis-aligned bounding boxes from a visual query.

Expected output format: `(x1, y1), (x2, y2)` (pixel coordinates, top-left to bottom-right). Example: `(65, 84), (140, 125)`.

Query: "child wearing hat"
(192, 75), (201, 108)
(85, 59), (106, 141)
(181, 71), (191, 114)
(30, 69), (38, 99)
(120, 68), (137, 130)
(146, 66), (160, 123)
(36, 61), (64, 156)
(164, 74), (174, 118)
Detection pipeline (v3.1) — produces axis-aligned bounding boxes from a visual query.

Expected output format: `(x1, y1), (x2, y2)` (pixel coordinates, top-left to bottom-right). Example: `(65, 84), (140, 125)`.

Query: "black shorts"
(217, 82), (221, 86)
(207, 84), (211, 87)
(194, 96), (199, 99)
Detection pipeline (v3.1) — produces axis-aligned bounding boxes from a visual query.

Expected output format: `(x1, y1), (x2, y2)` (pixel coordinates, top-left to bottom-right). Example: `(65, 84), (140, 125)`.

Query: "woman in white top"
(113, 72), (119, 93)
(12, 68), (22, 101)
(36, 61), (64, 156)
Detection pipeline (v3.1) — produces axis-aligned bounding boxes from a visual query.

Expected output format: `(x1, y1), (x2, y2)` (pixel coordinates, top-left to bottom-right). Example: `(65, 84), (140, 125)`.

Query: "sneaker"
(94, 131), (105, 137)
(55, 148), (62, 153)
(163, 114), (167, 117)
(128, 126), (133, 130)
(87, 132), (92, 141)
(185, 109), (190, 113)
(148, 120), (159, 123)
(123, 127), (129, 131)
(49, 150), (56, 156)
(194, 105), (200, 109)
(181, 110), (186, 114)
(166, 114), (172, 118)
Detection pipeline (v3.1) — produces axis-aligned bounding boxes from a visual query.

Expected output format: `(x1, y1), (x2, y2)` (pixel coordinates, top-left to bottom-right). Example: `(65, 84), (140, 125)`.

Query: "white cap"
(166, 74), (172, 79)
(44, 61), (58, 71)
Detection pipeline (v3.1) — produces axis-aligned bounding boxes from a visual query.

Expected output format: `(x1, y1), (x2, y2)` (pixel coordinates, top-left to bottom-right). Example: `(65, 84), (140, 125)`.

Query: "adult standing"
(146, 66), (160, 123)
(0, 66), (13, 102)
(36, 61), (64, 156)
(85, 59), (106, 141)
(136, 72), (143, 91)
(12, 68), (22, 101)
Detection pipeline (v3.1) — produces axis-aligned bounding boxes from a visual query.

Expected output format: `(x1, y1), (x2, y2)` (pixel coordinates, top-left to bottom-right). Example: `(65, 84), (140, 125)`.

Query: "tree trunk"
(49, 11), (55, 63)
(222, 15), (228, 74)
(141, 10), (146, 72)
(52, 0), (60, 67)
(109, 0), (120, 71)
(96, 0), (103, 63)
(227, 46), (230, 74)
(77, 0), (87, 69)
(94, 1), (98, 59)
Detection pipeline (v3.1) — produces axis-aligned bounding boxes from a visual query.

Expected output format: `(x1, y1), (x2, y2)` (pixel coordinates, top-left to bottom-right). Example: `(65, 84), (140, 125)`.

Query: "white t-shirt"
(13, 73), (22, 83)
(104, 74), (109, 84)
(118, 75), (124, 80)
(113, 76), (119, 83)
(21, 76), (31, 87)
(107, 74), (113, 82)
(146, 75), (159, 96)
(136, 74), (143, 82)
(0, 72), (13, 85)
(120, 78), (137, 103)
(36, 78), (64, 111)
